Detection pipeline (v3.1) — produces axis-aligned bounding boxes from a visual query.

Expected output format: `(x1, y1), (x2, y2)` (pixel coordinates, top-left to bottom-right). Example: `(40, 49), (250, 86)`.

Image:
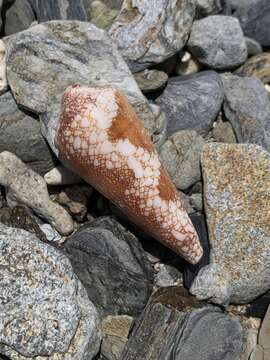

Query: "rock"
(240, 318), (261, 360)
(245, 37), (263, 57)
(195, 0), (223, 17)
(52, 185), (93, 222)
(149, 103), (168, 149)
(250, 346), (264, 360)
(44, 164), (82, 185)
(160, 130), (205, 190)
(235, 53), (270, 84)
(120, 286), (244, 360)
(5, 21), (157, 156)
(188, 15), (247, 70)
(0, 151), (74, 235)
(90, 0), (119, 28)
(4, 0), (36, 36)
(211, 117), (237, 143)
(109, 0), (196, 72)
(154, 263), (183, 287)
(0, 223), (101, 360)
(176, 51), (202, 76)
(191, 144), (270, 304)
(84, 0), (123, 12)
(180, 191), (196, 215)
(134, 70), (168, 94)
(101, 315), (133, 360)
(0, 91), (57, 176)
(232, 0), (270, 47)
(258, 305), (270, 350)
(189, 193), (203, 212)
(64, 216), (154, 318)
(39, 223), (62, 242)
(156, 71), (224, 137)
(0, 40), (8, 95)
(27, 0), (87, 22)
(222, 73), (270, 152)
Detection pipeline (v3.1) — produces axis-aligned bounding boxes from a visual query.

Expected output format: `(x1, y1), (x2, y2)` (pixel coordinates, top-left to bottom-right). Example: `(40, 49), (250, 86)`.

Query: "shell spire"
(55, 84), (203, 264)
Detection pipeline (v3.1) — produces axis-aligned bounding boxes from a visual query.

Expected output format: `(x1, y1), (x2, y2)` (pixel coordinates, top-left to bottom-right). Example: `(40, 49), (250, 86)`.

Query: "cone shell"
(55, 84), (203, 264)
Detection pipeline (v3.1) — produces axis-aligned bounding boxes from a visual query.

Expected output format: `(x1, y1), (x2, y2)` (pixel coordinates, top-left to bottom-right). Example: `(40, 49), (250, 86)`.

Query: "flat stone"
(109, 0), (196, 72)
(160, 130), (205, 190)
(5, 0), (36, 36)
(156, 71), (224, 137)
(64, 216), (154, 318)
(27, 0), (87, 22)
(222, 73), (270, 152)
(5, 21), (157, 156)
(235, 53), (270, 84)
(0, 91), (57, 175)
(0, 223), (101, 359)
(134, 69), (168, 94)
(0, 151), (73, 235)
(188, 15), (247, 70)
(191, 144), (270, 304)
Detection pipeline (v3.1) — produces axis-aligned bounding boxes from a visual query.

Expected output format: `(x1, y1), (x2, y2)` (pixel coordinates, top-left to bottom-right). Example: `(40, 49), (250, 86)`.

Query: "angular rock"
(44, 164), (82, 185)
(222, 73), (270, 152)
(64, 216), (154, 318)
(195, 0), (223, 17)
(160, 130), (205, 190)
(5, 21), (157, 156)
(120, 286), (244, 360)
(235, 53), (270, 84)
(27, 0), (87, 22)
(89, 0), (119, 29)
(0, 151), (73, 235)
(191, 144), (270, 304)
(154, 263), (183, 287)
(0, 91), (57, 175)
(188, 15), (247, 70)
(156, 71), (224, 137)
(134, 69), (168, 94)
(5, 0), (36, 36)
(109, 0), (196, 72)
(0, 223), (101, 359)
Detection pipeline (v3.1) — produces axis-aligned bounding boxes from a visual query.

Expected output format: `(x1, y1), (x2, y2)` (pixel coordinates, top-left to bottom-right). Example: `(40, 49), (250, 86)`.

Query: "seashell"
(235, 53), (270, 84)
(55, 84), (203, 264)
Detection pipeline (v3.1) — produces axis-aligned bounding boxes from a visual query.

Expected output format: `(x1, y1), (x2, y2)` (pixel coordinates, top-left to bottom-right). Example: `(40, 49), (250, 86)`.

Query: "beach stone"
(191, 143), (270, 304)
(5, 0), (36, 36)
(44, 165), (82, 185)
(0, 223), (101, 360)
(258, 305), (270, 350)
(121, 286), (244, 360)
(211, 117), (237, 143)
(176, 51), (202, 76)
(89, 0), (118, 28)
(160, 130), (205, 190)
(222, 73), (270, 152)
(134, 70), (168, 94)
(27, 0), (87, 22)
(156, 71), (224, 137)
(0, 91), (56, 175)
(0, 40), (7, 95)
(188, 15), (247, 70)
(109, 0), (196, 72)
(235, 53), (270, 84)
(245, 37), (263, 57)
(195, 0), (223, 17)
(0, 151), (74, 236)
(64, 216), (154, 318)
(5, 21), (156, 156)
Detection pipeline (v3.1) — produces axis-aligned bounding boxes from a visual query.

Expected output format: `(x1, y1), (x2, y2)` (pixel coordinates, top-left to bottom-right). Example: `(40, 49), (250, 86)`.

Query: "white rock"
(44, 164), (82, 185)
(0, 40), (8, 94)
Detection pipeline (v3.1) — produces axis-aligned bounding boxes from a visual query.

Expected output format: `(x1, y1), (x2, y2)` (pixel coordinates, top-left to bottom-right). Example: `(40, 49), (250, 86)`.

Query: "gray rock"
(5, 21), (156, 156)
(154, 263), (183, 287)
(0, 91), (56, 175)
(109, 0), (196, 72)
(195, 0), (223, 17)
(245, 37), (263, 57)
(160, 130), (205, 190)
(188, 15), (247, 70)
(0, 151), (74, 236)
(64, 216), (154, 318)
(156, 71), (224, 137)
(211, 117), (237, 144)
(121, 286), (244, 360)
(222, 73), (270, 152)
(5, 0), (36, 36)
(89, 0), (119, 28)
(134, 69), (168, 94)
(0, 223), (101, 359)
(27, 0), (87, 22)
(84, 0), (123, 11)
(258, 305), (270, 350)
(191, 143), (270, 305)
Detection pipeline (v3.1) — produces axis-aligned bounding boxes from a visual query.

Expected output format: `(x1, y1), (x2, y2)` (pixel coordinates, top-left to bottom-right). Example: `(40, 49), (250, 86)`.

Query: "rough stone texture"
(191, 144), (270, 304)
(245, 37), (263, 57)
(44, 165), (82, 185)
(5, 0), (36, 36)
(0, 223), (101, 360)
(188, 15), (247, 70)
(0, 151), (74, 235)
(235, 53), (270, 84)
(211, 117), (237, 144)
(120, 286), (244, 360)
(134, 70), (168, 94)
(109, 0), (196, 72)
(0, 91), (57, 175)
(195, 0), (223, 17)
(0, 40), (8, 95)
(156, 71), (224, 137)
(89, 0), (119, 29)
(160, 130), (205, 190)
(154, 263), (183, 287)
(232, 0), (270, 47)
(64, 216), (154, 318)
(258, 305), (270, 350)
(28, 0), (87, 22)
(222, 73), (270, 152)
(5, 21), (157, 156)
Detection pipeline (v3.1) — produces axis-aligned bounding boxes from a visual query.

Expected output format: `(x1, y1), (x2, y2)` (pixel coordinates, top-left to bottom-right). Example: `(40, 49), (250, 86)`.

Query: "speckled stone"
(134, 70), (168, 94)
(191, 143), (270, 305)
(235, 53), (270, 84)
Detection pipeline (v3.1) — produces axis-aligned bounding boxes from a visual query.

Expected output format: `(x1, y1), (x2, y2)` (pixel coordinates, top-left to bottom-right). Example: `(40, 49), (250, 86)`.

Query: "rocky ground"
(0, 0), (269, 359)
